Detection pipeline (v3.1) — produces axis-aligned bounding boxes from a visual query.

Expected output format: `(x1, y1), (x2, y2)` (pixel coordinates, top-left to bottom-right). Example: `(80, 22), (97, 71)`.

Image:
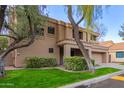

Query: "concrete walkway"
(95, 63), (124, 70)
(5, 66), (23, 70)
(5, 63), (124, 70)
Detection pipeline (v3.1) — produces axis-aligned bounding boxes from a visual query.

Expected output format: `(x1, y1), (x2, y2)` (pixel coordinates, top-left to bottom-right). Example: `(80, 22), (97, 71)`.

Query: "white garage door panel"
(92, 53), (103, 65)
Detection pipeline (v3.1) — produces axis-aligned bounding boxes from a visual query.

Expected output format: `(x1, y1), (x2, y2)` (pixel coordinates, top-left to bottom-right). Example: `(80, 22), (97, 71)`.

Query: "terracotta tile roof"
(99, 41), (124, 50)
(99, 41), (114, 47)
(110, 42), (124, 50)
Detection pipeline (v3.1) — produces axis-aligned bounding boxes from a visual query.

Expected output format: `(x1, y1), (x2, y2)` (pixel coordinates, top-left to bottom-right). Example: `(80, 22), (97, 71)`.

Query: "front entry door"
(60, 47), (64, 65)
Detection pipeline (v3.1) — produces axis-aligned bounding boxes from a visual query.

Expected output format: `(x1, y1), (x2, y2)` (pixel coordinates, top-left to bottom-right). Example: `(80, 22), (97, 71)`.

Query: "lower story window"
(116, 51), (124, 58)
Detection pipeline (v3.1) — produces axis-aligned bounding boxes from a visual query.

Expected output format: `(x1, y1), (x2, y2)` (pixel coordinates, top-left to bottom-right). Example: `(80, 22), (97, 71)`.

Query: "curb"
(60, 70), (124, 88)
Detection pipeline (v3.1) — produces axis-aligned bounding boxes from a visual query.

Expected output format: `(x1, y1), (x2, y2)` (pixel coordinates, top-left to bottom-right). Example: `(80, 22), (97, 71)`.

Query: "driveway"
(77, 74), (124, 88)
(76, 63), (124, 88)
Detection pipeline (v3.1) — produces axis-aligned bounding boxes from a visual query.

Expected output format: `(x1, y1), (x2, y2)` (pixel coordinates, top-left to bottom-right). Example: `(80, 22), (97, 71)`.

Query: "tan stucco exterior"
(6, 17), (110, 67)
(109, 50), (124, 63)
(99, 41), (124, 63)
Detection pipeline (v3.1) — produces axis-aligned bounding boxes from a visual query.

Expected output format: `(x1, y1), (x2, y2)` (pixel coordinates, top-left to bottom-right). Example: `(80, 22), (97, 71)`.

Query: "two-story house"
(6, 17), (109, 67)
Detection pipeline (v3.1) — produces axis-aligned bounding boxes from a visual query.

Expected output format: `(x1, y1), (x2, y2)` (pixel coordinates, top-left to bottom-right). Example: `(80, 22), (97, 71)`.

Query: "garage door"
(92, 53), (103, 65)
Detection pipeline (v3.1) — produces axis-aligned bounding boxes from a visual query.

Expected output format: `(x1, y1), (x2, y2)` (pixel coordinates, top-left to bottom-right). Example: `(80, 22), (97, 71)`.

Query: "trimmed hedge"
(64, 56), (95, 71)
(25, 57), (57, 68)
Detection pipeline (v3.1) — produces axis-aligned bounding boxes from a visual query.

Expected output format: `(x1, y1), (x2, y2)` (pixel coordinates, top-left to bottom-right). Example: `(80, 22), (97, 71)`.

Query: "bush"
(64, 56), (95, 71)
(25, 57), (57, 68)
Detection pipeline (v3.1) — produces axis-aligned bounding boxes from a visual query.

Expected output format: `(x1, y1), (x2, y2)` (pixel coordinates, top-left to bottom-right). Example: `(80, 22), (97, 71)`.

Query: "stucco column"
(64, 44), (71, 57)
(14, 49), (18, 67)
(88, 48), (92, 59)
(65, 24), (72, 39)
(105, 52), (109, 63)
(103, 52), (109, 63)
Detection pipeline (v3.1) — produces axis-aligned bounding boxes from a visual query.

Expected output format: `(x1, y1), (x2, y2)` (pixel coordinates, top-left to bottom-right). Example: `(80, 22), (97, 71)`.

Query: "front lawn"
(0, 67), (120, 88)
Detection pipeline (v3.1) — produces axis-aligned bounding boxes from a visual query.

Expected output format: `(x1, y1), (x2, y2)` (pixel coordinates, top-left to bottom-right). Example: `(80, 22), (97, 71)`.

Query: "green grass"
(0, 67), (120, 88)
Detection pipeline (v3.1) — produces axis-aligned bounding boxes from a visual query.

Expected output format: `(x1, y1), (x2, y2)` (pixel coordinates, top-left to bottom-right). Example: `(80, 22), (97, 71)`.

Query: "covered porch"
(59, 43), (109, 65)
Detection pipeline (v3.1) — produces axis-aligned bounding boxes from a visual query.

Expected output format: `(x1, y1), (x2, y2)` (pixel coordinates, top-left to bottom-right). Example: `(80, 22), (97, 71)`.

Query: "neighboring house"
(100, 41), (124, 63)
(6, 17), (110, 67)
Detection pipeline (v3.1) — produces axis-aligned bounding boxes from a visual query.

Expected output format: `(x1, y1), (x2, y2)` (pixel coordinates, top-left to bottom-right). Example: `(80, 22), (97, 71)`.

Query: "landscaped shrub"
(64, 56), (95, 71)
(25, 57), (57, 68)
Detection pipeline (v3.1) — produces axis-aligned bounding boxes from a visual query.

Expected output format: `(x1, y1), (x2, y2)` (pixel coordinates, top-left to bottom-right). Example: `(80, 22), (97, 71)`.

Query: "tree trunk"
(0, 57), (5, 77)
(73, 26), (95, 73)
(0, 5), (7, 77)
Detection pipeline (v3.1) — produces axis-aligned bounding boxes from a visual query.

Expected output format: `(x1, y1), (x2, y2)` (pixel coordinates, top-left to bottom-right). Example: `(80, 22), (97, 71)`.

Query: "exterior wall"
(83, 32), (87, 42)
(56, 21), (65, 41)
(15, 38), (60, 67)
(64, 24), (72, 40)
(14, 20), (61, 67)
(109, 50), (124, 63)
(5, 53), (14, 66)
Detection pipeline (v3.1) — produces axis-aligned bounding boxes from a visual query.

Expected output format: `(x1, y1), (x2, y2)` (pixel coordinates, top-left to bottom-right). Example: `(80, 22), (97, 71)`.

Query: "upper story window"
(35, 27), (44, 36)
(48, 26), (55, 34)
(79, 32), (83, 39)
(72, 29), (83, 39)
(72, 29), (74, 38)
(116, 51), (124, 58)
(91, 35), (97, 41)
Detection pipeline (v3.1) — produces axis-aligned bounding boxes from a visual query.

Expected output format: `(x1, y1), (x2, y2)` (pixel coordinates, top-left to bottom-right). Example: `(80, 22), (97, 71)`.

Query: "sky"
(46, 5), (124, 43)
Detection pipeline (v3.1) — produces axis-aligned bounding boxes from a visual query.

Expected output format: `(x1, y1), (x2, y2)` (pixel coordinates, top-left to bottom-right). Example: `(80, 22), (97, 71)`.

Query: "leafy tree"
(0, 5), (47, 77)
(119, 24), (124, 40)
(94, 23), (107, 41)
(67, 5), (105, 73)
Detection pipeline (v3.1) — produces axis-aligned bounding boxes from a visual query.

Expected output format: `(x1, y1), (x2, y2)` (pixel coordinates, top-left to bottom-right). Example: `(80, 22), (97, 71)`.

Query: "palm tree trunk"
(67, 6), (95, 73)
(73, 26), (95, 73)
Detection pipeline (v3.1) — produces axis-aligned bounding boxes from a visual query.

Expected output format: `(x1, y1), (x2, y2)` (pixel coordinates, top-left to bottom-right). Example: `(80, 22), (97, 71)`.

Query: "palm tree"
(67, 5), (103, 73)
